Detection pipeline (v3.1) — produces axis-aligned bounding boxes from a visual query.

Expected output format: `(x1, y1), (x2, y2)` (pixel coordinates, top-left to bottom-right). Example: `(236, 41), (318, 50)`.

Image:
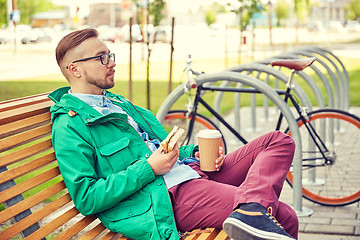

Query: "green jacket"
(49, 87), (196, 240)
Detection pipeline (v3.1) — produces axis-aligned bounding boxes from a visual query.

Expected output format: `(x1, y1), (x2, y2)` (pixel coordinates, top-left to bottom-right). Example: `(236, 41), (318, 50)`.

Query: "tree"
(205, 9), (216, 26)
(0, 0), (59, 26)
(228, 0), (262, 63)
(149, 0), (165, 26)
(345, 0), (360, 20)
(275, 0), (290, 27)
(0, 0), (6, 26)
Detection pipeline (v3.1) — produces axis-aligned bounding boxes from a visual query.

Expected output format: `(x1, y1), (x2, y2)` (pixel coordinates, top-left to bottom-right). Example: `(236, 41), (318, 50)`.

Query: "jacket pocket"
(98, 136), (134, 172)
(99, 193), (153, 239)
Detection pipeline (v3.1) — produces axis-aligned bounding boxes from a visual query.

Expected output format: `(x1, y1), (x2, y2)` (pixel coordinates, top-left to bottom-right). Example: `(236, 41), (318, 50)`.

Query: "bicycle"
(161, 57), (360, 206)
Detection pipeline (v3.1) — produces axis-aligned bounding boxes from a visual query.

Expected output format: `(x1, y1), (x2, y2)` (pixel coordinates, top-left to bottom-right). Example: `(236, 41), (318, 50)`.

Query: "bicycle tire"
(285, 109), (360, 206)
(163, 110), (227, 153)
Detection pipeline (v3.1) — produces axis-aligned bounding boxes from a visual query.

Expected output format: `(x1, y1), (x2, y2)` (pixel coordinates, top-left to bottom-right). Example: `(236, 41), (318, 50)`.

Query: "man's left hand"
(195, 146), (225, 171)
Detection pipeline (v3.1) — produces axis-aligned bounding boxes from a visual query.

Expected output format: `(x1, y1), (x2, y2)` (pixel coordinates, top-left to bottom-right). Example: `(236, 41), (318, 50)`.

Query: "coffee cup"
(197, 129), (222, 171)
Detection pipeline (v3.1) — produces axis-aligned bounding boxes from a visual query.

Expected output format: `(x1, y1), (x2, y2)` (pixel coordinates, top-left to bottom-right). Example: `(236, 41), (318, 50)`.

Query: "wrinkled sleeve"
(52, 115), (155, 216)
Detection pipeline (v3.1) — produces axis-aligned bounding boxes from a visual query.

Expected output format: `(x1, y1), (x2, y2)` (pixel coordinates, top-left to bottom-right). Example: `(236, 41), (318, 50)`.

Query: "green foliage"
(274, 0), (290, 27)
(293, 0), (311, 24)
(149, 0), (165, 26)
(0, 0), (6, 26)
(205, 9), (216, 26)
(0, 0), (57, 26)
(231, 0), (262, 30)
(345, 0), (360, 20)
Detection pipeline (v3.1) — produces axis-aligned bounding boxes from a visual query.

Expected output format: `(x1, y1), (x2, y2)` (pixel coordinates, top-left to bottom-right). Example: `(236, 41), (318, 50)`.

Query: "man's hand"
(147, 144), (179, 175)
(195, 146), (225, 171)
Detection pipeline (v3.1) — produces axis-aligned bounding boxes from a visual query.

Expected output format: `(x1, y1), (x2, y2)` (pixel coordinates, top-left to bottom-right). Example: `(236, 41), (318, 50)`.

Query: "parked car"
(0, 28), (10, 44)
(120, 24), (143, 42)
(345, 21), (360, 32)
(153, 26), (172, 43)
(327, 21), (347, 33)
(97, 25), (123, 43)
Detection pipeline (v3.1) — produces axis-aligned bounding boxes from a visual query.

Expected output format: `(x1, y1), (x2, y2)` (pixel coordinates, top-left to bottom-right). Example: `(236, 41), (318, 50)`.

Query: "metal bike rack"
(256, 57), (326, 110)
(215, 63), (313, 134)
(269, 53), (335, 109)
(301, 47), (349, 111)
(312, 47), (350, 109)
(289, 49), (343, 110)
(156, 71), (311, 216)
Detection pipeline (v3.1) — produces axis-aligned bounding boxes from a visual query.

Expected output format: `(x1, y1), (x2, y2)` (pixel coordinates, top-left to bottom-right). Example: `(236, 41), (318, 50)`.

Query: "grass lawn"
(0, 55), (359, 115)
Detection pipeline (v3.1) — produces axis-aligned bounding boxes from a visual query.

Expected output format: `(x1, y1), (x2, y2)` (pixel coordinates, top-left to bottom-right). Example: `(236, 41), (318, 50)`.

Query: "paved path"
(221, 106), (360, 239)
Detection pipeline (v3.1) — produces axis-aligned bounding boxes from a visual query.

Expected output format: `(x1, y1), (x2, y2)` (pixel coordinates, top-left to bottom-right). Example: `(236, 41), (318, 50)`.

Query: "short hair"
(55, 28), (98, 66)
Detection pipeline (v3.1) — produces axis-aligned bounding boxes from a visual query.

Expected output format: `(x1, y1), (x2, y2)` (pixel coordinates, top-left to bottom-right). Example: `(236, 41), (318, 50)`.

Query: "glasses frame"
(66, 53), (115, 69)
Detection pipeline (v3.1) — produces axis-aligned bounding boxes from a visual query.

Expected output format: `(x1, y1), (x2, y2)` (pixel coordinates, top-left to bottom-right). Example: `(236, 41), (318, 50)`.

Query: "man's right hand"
(147, 144), (179, 175)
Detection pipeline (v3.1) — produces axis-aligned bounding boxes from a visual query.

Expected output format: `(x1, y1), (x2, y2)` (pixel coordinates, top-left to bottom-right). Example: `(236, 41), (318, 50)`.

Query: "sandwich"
(161, 126), (185, 153)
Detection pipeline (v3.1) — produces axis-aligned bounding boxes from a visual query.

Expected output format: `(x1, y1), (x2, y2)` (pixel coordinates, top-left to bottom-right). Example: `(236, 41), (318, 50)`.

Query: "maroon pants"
(169, 131), (299, 239)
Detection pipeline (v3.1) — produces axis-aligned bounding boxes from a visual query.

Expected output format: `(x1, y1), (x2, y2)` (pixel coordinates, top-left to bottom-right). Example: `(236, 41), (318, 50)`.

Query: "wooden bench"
(0, 93), (229, 240)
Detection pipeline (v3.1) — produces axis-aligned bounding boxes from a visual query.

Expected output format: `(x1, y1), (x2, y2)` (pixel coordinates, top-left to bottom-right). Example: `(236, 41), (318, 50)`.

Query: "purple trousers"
(169, 131), (298, 239)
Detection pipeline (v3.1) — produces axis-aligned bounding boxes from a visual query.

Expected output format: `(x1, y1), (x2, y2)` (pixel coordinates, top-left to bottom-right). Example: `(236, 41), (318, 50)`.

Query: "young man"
(49, 28), (298, 240)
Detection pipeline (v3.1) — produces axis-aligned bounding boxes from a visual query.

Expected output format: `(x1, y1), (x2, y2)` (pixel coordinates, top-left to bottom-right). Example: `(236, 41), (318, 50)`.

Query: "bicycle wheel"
(285, 109), (360, 206)
(163, 110), (227, 153)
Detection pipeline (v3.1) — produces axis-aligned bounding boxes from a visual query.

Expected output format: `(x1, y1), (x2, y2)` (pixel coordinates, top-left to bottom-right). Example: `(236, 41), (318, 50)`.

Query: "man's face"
(68, 37), (116, 93)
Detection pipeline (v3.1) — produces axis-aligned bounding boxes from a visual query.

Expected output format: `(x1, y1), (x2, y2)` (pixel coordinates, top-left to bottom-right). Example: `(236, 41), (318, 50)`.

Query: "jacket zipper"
(88, 107), (179, 237)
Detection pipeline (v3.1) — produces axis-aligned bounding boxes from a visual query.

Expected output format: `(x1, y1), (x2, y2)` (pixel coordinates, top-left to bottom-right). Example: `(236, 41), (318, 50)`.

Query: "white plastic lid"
(197, 129), (222, 139)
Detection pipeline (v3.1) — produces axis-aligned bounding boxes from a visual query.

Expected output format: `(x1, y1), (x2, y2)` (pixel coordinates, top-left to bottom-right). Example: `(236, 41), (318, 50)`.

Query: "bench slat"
(0, 152), (56, 185)
(100, 231), (121, 240)
(0, 101), (53, 125)
(0, 193), (72, 239)
(0, 166), (60, 203)
(213, 230), (229, 240)
(0, 93), (49, 111)
(23, 205), (79, 240)
(0, 181), (66, 223)
(53, 214), (98, 240)
(0, 123), (52, 152)
(78, 223), (107, 240)
(0, 112), (51, 138)
(0, 97), (50, 113)
(0, 138), (53, 168)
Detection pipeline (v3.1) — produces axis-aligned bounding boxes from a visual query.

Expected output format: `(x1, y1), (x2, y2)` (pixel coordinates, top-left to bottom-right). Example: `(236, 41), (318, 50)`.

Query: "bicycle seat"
(271, 57), (316, 71)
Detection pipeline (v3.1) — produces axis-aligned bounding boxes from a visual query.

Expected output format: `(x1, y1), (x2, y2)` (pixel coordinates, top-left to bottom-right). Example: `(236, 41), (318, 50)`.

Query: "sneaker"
(223, 203), (295, 240)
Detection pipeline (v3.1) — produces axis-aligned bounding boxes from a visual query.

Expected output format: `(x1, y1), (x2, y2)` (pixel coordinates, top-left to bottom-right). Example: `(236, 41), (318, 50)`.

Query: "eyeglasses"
(66, 53), (115, 69)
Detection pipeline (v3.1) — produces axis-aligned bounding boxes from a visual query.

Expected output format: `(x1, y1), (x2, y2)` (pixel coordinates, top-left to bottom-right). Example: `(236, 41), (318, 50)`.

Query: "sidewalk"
(221, 107), (360, 240)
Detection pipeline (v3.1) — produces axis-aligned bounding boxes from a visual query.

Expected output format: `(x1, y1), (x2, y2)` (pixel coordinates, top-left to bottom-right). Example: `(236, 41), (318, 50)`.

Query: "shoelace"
(266, 207), (284, 229)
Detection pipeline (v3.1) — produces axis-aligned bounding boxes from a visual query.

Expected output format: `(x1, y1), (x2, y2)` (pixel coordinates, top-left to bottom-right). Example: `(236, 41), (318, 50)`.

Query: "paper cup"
(197, 129), (222, 171)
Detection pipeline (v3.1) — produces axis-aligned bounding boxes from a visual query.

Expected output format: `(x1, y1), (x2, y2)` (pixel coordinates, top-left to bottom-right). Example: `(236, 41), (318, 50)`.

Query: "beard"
(84, 71), (115, 90)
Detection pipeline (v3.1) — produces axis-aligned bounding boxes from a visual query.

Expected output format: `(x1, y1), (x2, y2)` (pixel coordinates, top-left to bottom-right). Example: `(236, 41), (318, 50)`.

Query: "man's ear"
(68, 63), (81, 78)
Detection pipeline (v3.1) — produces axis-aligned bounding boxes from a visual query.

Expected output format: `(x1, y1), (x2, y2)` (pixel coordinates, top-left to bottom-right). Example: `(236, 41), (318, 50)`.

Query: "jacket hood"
(48, 87), (104, 123)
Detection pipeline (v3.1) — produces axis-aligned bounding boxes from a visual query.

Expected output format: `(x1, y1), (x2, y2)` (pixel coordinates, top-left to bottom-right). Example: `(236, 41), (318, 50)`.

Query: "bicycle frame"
(184, 78), (332, 168)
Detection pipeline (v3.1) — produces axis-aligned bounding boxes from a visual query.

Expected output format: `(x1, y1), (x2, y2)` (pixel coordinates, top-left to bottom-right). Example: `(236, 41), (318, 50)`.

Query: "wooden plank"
(0, 152), (56, 185)
(23, 206), (80, 240)
(0, 138), (53, 167)
(53, 215), (98, 240)
(100, 231), (120, 240)
(78, 223), (107, 240)
(0, 181), (66, 223)
(0, 93), (49, 110)
(0, 124), (52, 152)
(0, 96), (50, 112)
(0, 101), (53, 125)
(0, 166), (60, 203)
(196, 228), (221, 240)
(0, 112), (51, 138)
(213, 230), (229, 240)
(0, 193), (72, 240)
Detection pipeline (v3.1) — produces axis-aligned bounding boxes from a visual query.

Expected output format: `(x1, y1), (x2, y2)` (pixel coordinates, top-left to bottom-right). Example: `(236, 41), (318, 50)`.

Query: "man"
(49, 28), (298, 240)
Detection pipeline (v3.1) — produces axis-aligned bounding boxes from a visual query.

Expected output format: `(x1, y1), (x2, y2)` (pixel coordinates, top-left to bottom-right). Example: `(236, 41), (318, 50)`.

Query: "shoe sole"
(223, 218), (294, 240)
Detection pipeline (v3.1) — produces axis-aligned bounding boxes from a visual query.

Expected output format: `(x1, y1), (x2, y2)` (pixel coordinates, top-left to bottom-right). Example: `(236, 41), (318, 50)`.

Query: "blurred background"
(1, 0), (360, 110)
